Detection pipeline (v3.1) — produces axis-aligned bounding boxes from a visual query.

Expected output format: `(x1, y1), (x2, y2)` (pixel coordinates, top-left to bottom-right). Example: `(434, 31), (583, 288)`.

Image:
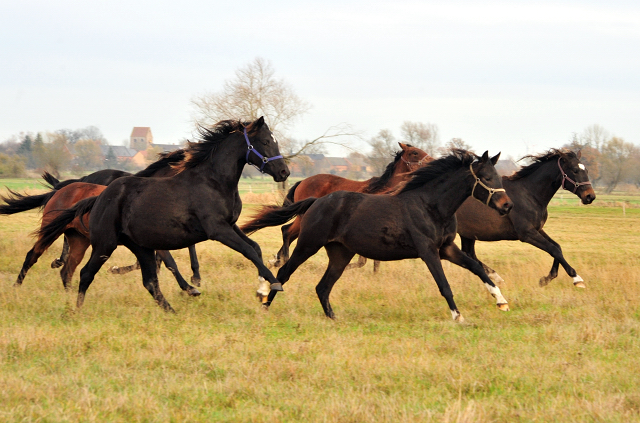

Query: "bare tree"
(366, 129), (398, 175)
(581, 124), (609, 151)
(599, 137), (638, 193)
(439, 137), (473, 155)
(191, 57), (310, 140)
(400, 121), (440, 156)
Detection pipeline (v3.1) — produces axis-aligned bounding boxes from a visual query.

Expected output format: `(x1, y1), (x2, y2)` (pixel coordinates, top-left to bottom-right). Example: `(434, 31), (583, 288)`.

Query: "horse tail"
(0, 189), (58, 215)
(241, 198), (317, 235)
(35, 196), (98, 251)
(41, 171), (60, 188)
(282, 181), (301, 206)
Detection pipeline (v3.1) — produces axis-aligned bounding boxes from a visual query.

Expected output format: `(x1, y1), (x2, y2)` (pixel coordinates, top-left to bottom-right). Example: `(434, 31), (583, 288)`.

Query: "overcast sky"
(1, 0), (639, 158)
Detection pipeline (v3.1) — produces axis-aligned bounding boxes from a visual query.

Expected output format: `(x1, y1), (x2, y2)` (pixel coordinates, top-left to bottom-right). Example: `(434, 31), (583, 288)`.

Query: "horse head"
(470, 151), (513, 215)
(244, 116), (290, 182)
(398, 143), (432, 172)
(558, 150), (596, 204)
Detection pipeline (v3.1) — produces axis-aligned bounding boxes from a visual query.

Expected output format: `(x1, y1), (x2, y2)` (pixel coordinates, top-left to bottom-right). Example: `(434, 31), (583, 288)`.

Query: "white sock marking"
(257, 277), (270, 296)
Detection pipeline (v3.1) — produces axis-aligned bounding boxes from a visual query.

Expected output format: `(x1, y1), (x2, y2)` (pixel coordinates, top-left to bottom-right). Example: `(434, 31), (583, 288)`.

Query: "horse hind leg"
(188, 245), (201, 286)
(15, 247), (43, 287)
(123, 242), (174, 312)
(59, 232), (90, 290)
(316, 243), (355, 319)
(344, 255), (367, 271)
(108, 260), (141, 275)
(51, 236), (70, 269)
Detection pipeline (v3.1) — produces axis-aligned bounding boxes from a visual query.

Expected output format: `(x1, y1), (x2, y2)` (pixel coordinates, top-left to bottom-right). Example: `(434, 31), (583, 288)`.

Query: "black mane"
(397, 149), (477, 194)
(363, 148), (407, 194)
(507, 149), (576, 181)
(172, 120), (248, 172)
(134, 149), (186, 177)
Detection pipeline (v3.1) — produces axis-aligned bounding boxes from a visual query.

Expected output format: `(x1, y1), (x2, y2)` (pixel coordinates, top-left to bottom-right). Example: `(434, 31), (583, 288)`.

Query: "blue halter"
(244, 128), (284, 172)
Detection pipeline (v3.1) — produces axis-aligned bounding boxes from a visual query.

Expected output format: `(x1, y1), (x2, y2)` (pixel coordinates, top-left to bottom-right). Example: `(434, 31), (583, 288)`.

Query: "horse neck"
(182, 135), (247, 192)
(386, 160), (412, 186)
(512, 159), (562, 206)
(402, 167), (473, 220)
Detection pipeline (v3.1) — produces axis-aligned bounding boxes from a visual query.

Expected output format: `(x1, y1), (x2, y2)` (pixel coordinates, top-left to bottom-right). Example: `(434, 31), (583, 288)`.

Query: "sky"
(1, 0), (639, 159)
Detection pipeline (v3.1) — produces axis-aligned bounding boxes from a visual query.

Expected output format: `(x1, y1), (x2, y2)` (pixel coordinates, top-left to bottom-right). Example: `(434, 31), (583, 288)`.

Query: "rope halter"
(470, 163), (506, 206)
(244, 128), (284, 173)
(401, 154), (429, 171)
(558, 157), (591, 194)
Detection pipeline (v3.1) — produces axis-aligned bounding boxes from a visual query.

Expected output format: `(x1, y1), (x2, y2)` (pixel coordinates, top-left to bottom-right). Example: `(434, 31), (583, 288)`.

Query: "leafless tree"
(599, 137), (638, 193)
(581, 124), (609, 151)
(366, 129), (398, 175)
(191, 57), (310, 140)
(439, 137), (473, 155)
(400, 121), (440, 156)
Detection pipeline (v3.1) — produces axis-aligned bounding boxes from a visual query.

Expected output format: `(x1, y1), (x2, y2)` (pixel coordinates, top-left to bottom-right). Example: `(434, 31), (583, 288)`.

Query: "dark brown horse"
(241, 150), (513, 322)
(0, 150), (204, 285)
(37, 117), (289, 312)
(272, 143), (431, 269)
(456, 149), (595, 288)
(14, 182), (201, 296)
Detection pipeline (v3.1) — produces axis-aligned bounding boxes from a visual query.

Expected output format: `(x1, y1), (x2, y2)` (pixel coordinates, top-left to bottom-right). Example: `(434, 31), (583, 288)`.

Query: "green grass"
(0, 191), (639, 421)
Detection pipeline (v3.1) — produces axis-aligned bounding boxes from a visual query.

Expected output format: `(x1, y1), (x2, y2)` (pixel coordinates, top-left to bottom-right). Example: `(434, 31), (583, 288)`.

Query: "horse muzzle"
(493, 194), (513, 216)
(580, 188), (596, 205)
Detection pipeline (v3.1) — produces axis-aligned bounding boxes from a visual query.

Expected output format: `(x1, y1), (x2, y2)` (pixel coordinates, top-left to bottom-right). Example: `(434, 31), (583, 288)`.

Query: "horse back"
(41, 182), (105, 237)
(293, 174), (369, 202)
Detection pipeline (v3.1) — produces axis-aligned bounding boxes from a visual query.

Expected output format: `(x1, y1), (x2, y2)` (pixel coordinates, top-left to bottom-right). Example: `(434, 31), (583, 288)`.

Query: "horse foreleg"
(51, 235), (70, 269)
(521, 229), (584, 288)
(188, 245), (201, 286)
(373, 260), (380, 273)
(155, 250), (200, 296)
(77, 243), (117, 309)
(439, 242), (509, 311)
(122, 241), (174, 312)
(460, 236), (503, 284)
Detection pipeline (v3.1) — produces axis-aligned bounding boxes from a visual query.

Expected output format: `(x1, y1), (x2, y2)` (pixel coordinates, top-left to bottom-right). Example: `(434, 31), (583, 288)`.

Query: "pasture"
(1, 185), (640, 422)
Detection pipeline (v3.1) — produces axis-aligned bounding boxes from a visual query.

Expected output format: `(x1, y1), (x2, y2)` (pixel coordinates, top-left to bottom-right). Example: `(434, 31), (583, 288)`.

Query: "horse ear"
(255, 116), (265, 128)
(398, 142), (408, 151)
(576, 150), (582, 159)
(490, 152), (501, 165)
(481, 151), (489, 162)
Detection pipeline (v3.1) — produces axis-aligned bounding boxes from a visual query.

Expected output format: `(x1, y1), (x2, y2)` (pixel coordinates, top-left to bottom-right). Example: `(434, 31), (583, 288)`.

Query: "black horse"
(37, 117), (289, 311)
(242, 150), (512, 322)
(455, 149), (596, 287)
(0, 150), (204, 286)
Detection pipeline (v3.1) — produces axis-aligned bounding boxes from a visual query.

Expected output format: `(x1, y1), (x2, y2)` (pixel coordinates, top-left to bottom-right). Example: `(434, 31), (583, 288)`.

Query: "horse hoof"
(539, 276), (550, 287)
(188, 288), (201, 297)
(109, 266), (120, 274)
(190, 277), (201, 287)
(51, 259), (63, 269)
(270, 282), (283, 291)
(573, 275), (586, 288)
(497, 303), (510, 312)
(256, 292), (269, 304)
(261, 303), (270, 311)
(454, 314), (465, 323)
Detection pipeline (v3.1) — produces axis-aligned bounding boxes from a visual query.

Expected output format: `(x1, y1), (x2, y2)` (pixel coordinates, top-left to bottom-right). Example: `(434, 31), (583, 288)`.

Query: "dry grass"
(0, 197), (639, 422)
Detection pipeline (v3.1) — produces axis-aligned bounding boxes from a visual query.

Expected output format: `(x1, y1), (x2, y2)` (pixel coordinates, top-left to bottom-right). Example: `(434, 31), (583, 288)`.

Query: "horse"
(455, 149), (596, 288)
(0, 149), (204, 285)
(36, 117), (289, 312)
(13, 182), (201, 296)
(241, 150), (513, 322)
(272, 142), (431, 270)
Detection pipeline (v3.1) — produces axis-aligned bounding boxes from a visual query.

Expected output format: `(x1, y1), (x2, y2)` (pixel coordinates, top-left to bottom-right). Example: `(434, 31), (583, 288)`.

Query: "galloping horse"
(37, 117), (289, 311)
(272, 143), (431, 269)
(242, 150), (513, 322)
(0, 150), (204, 285)
(456, 149), (596, 287)
(13, 182), (201, 296)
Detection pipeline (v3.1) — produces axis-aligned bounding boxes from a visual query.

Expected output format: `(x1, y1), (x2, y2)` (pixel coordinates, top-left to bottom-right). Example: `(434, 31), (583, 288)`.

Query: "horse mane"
(134, 149), (186, 177)
(362, 147), (408, 194)
(507, 148), (576, 181)
(396, 149), (477, 194)
(171, 120), (249, 173)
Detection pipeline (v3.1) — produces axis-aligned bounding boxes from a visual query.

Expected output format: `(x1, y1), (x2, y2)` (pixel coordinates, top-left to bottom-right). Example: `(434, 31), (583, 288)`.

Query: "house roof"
(131, 127), (151, 138)
(101, 145), (137, 158)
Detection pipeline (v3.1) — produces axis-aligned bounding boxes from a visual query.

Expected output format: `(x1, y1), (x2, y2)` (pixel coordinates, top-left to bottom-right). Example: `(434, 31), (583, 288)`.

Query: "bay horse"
(13, 182), (201, 296)
(37, 117), (289, 312)
(272, 142), (431, 270)
(0, 149), (204, 285)
(241, 150), (513, 322)
(455, 149), (596, 288)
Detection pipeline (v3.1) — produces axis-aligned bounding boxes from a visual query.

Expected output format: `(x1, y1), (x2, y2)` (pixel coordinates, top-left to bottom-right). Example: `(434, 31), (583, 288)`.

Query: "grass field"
(1, 184), (640, 422)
